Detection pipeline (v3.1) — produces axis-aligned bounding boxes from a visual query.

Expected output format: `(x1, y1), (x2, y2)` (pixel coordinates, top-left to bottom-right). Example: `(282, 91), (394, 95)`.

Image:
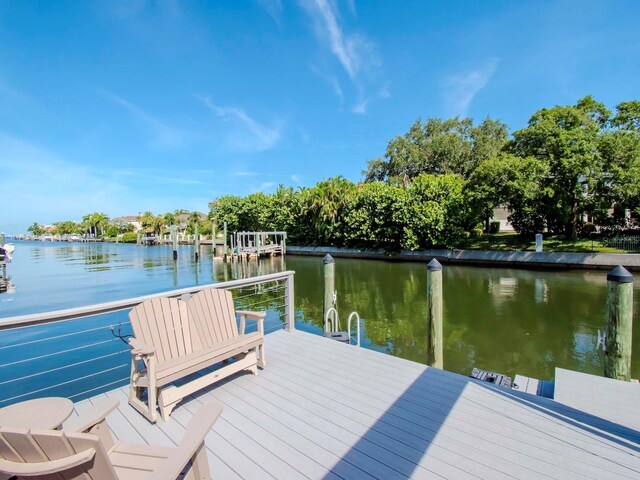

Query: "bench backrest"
(0, 427), (117, 480)
(188, 289), (239, 349)
(129, 289), (239, 364)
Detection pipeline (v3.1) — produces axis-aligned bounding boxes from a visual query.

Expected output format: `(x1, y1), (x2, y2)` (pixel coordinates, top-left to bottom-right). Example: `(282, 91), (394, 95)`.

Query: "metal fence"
(602, 235), (640, 253)
(0, 271), (295, 406)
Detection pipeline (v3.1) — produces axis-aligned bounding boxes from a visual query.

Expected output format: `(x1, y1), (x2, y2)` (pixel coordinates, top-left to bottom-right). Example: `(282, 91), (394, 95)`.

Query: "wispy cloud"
(195, 95), (283, 152)
(100, 90), (186, 147)
(232, 171), (259, 177)
(256, 0), (283, 28)
(351, 98), (368, 114)
(443, 58), (500, 116)
(300, 0), (383, 114)
(310, 65), (343, 102)
(291, 174), (301, 183)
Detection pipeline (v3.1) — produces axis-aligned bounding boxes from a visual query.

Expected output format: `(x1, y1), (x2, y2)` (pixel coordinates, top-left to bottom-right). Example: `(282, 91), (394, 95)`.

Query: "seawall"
(287, 246), (640, 271)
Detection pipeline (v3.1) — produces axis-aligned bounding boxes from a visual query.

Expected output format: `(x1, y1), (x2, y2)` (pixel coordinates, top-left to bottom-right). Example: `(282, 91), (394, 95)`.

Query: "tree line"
(27, 210), (210, 240)
(211, 96), (640, 250)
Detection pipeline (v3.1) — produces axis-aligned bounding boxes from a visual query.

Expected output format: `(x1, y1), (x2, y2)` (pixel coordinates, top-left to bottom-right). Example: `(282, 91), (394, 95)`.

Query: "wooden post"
(426, 258), (443, 369)
(1, 232), (5, 280)
(171, 226), (178, 260)
(212, 222), (217, 257)
(223, 222), (228, 261)
(285, 271), (296, 332)
(255, 232), (259, 258)
(323, 254), (335, 332)
(194, 223), (200, 262)
(604, 265), (634, 381)
(136, 233), (141, 245)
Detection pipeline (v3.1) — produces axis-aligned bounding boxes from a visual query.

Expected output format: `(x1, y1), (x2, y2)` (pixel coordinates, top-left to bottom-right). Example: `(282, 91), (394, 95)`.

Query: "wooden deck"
(75, 330), (640, 479)
(554, 367), (640, 431)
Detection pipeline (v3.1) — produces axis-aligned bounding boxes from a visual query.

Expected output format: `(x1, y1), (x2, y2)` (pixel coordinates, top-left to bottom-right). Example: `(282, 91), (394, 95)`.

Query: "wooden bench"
(128, 288), (266, 422)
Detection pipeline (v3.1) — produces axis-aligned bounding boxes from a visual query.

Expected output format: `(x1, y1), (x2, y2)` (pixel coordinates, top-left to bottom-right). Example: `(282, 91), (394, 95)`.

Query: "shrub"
(121, 232), (138, 243)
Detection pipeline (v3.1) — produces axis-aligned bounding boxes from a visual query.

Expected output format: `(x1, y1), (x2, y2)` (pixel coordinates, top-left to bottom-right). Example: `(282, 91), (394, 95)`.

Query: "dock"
(73, 330), (640, 479)
(554, 367), (640, 431)
(226, 231), (287, 261)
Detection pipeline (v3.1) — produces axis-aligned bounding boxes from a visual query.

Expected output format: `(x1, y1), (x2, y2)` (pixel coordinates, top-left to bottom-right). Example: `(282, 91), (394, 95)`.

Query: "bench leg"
(129, 356), (158, 423)
(158, 387), (181, 421)
(257, 343), (266, 368)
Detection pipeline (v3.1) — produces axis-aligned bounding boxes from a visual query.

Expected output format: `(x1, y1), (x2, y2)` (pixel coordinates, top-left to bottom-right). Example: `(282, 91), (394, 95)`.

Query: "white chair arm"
(150, 403), (223, 480)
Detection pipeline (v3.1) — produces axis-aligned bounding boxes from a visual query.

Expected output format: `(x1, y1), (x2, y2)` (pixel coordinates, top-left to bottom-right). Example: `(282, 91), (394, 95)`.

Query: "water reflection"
(4, 242), (640, 381)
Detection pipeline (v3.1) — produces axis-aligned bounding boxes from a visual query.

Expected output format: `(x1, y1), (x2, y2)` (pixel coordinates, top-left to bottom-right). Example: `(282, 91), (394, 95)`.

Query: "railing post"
(604, 265), (634, 381)
(426, 258), (443, 369)
(285, 272), (296, 332)
(323, 254), (335, 331)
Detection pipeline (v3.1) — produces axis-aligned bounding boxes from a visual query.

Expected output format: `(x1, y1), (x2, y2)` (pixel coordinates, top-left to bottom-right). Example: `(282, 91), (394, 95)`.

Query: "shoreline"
(287, 246), (640, 271)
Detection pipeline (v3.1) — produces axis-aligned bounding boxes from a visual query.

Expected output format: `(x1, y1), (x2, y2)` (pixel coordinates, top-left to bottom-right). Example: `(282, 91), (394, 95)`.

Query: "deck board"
(88, 330), (640, 479)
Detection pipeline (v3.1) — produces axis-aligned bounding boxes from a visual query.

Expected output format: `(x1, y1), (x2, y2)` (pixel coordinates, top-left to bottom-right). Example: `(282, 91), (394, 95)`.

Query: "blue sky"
(0, 0), (639, 233)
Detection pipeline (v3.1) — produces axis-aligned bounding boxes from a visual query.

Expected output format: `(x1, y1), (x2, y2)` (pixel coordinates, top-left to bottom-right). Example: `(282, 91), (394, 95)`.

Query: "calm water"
(2, 241), (639, 384)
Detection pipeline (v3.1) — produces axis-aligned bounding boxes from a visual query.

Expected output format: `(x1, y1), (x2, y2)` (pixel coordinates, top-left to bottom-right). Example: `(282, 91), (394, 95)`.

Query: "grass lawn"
(464, 232), (625, 253)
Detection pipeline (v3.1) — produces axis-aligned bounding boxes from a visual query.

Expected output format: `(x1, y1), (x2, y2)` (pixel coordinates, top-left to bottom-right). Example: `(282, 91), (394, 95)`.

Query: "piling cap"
(427, 258), (443, 271)
(323, 254), (335, 264)
(607, 265), (633, 283)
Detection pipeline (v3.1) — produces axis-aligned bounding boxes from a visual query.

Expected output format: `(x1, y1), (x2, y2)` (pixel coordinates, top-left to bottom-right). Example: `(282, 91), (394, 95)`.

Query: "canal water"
(1, 241), (639, 385)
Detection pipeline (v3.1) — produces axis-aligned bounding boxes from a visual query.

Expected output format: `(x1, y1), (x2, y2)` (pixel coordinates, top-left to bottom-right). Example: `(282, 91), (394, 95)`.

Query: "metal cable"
(0, 339), (119, 369)
(0, 322), (131, 351)
(68, 376), (130, 400)
(0, 349), (129, 386)
(0, 364), (129, 404)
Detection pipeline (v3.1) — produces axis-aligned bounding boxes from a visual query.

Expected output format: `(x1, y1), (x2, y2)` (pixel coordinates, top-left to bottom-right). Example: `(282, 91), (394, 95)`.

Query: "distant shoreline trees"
(212, 96), (640, 250)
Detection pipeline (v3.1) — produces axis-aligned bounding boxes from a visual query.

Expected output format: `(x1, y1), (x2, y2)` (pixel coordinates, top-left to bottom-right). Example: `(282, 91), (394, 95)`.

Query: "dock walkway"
(76, 330), (640, 479)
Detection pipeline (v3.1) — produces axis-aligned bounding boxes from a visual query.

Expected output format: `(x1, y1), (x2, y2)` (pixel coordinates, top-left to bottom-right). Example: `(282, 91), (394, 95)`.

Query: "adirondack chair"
(129, 288), (265, 422)
(0, 401), (222, 480)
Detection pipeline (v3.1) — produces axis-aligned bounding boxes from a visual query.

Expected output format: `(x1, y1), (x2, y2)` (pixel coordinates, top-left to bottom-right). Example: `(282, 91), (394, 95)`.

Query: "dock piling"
(323, 254), (336, 331)
(223, 222), (228, 261)
(194, 224), (200, 262)
(604, 265), (634, 381)
(171, 226), (178, 260)
(426, 258), (443, 369)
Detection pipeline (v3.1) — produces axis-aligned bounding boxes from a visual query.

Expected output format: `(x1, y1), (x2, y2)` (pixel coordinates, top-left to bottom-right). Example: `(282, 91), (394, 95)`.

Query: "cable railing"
(0, 271), (295, 407)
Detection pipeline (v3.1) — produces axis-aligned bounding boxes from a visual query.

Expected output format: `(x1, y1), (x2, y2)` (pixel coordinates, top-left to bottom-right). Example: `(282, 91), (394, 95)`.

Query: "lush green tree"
(596, 101), (640, 226)
(343, 182), (409, 250)
(137, 211), (163, 234)
(53, 221), (80, 235)
(404, 174), (471, 248)
(27, 222), (46, 236)
(363, 116), (508, 183)
(82, 212), (110, 236)
(468, 155), (551, 235)
(509, 96), (606, 239)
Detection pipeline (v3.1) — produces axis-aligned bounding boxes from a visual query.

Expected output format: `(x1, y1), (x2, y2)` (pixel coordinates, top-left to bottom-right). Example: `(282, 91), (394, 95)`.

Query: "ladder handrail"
(347, 312), (361, 347)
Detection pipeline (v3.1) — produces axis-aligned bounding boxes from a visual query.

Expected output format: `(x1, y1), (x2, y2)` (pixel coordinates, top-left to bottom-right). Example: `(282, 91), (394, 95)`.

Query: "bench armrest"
(151, 403), (223, 480)
(129, 338), (155, 356)
(236, 310), (266, 320)
(237, 310), (265, 335)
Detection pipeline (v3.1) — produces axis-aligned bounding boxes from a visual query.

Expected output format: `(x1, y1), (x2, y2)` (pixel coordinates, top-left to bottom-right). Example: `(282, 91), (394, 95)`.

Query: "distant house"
(114, 216), (142, 233)
(174, 212), (208, 233)
(491, 207), (515, 232)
